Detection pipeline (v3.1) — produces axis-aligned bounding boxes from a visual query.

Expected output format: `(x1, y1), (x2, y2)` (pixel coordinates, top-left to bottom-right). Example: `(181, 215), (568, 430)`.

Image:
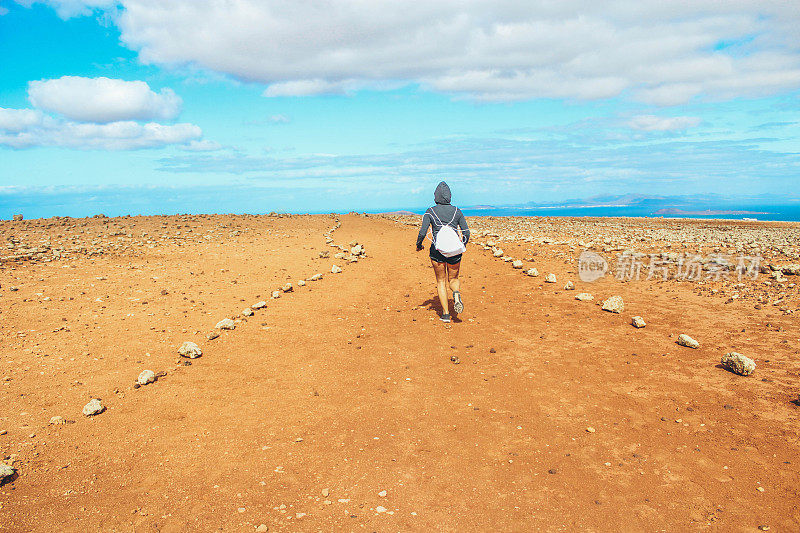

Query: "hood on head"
(434, 181), (451, 205)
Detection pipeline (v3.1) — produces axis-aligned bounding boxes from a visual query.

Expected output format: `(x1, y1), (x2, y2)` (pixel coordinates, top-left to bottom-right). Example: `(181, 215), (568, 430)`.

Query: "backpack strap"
(428, 207), (443, 226)
(446, 207), (458, 226)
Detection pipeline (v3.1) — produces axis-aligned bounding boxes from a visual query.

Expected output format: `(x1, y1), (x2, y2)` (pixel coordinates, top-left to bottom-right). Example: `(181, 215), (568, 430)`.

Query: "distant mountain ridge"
(465, 193), (790, 212)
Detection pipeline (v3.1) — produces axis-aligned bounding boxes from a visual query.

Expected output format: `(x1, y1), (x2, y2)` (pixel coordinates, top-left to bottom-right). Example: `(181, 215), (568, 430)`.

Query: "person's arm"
(416, 210), (431, 250)
(456, 208), (470, 244)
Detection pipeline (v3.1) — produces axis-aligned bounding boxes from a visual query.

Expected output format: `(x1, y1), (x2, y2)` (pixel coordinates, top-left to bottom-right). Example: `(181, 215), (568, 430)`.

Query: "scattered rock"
(525, 268), (539, 277)
(512, 259), (523, 269)
(575, 293), (594, 301)
(137, 369), (156, 385)
(215, 318), (235, 330)
(178, 341), (202, 359)
(298, 280), (306, 286)
(563, 281), (574, 290)
(271, 290), (281, 299)
(241, 307), (254, 317)
(251, 301), (267, 309)
(331, 265), (342, 274)
(82, 398), (104, 416)
(49, 416), (66, 425)
(256, 525), (269, 533)
(0, 464), (15, 483)
(206, 330), (220, 340)
(631, 316), (646, 328)
(601, 295), (624, 313)
(545, 273), (557, 283)
(12, 214), (23, 221)
(321, 488), (330, 497)
(282, 283), (293, 292)
(586, 426), (596, 433)
(450, 355), (460, 364)
(676, 334), (699, 349)
(351, 244), (364, 256)
(721, 352), (756, 376)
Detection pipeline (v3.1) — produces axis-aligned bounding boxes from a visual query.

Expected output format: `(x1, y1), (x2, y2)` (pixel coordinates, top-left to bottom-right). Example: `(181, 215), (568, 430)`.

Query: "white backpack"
(430, 208), (466, 257)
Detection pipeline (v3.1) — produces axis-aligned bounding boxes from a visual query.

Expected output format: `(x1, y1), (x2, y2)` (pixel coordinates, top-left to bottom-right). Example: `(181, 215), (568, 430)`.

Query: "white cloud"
(0, 108), (45, 132)
(181, 139), (223, 151)
(23, 0), (798, 104)
(628, 115), (701, 131)
(0, 6), (9, 15)
(28, 76), (182, 123)
(16, 0), (116, 19)
(0, 107), (202, 150)
(268, 114), (290, 124)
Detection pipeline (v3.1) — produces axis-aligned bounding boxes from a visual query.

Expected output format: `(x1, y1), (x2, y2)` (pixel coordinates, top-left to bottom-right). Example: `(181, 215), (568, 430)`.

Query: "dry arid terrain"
(1, 213), (799, 532)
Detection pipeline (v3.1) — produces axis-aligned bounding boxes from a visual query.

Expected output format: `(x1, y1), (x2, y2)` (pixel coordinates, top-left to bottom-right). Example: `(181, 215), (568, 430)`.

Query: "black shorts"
(429, 244), (462, 265)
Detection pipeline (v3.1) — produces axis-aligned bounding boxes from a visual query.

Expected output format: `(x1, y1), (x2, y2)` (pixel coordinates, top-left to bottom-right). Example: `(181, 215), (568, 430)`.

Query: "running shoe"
(440, 313), (451, 323)
(453, 291), (464, 314)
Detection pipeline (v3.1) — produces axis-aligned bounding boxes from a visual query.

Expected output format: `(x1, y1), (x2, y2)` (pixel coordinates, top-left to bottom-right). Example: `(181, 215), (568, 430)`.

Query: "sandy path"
(1, 214), (798, 531)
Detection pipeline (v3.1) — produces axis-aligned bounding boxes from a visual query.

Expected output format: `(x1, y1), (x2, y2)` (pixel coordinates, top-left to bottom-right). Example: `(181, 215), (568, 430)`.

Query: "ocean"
(459, 205), (800, 222)
(1, 187), (799, 222)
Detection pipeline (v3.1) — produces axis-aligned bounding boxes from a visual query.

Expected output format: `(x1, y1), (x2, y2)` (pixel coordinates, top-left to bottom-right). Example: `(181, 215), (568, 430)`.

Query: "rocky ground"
(0, 213), (798, 531)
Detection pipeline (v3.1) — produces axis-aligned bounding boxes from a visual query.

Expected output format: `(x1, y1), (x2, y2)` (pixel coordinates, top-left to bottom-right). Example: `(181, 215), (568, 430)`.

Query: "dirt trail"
(1, 214), (798, 532)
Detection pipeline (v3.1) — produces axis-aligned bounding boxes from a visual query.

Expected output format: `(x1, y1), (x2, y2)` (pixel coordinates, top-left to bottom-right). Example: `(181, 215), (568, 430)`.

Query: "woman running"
(416, 181), (470, 323)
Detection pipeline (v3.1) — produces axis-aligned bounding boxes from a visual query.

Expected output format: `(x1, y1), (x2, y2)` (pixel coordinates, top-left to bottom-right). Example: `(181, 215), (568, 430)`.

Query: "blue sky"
(1, 1), (799, 216)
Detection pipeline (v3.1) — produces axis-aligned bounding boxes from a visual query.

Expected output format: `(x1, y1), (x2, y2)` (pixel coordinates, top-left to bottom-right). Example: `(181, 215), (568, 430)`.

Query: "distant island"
(381, 210), (417, 216)
(654, 208), (770, 216)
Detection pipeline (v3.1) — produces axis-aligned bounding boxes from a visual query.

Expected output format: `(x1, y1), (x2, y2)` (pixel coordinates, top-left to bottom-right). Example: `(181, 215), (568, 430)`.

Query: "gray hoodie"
(416, 181), (470, 248)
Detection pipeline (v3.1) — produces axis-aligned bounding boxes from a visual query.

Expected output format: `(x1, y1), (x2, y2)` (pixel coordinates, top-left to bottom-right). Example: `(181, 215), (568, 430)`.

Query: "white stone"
(241, 307), (254, 317)
(82, 398), (104, 416)
(601, 295), (624, 313)
(676, 334), (699, 349)
(512, 260), (524, 269)
(251, 301), (267, 309)
(272, 290), (281, 299)
(331, 265), (342, 274)
(215, 318), (235, 330)
(631, 316), (646, 328)
(137, 369), (156, 385)
(575, 293), (594, 301)
(545, 273), (557, 283)
(526, 268), (539, 277)
(563, 281), (575, 290)
(0, 464), (15, 482)
(178, 341), (202, 358)
(721, 352), (756, 376)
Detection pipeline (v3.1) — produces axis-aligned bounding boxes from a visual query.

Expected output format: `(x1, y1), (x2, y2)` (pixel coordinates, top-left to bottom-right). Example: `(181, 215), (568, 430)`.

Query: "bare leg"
(431, 259), (449, 316)
(447, 261), (461, 293)
(447, 261), (463, 313)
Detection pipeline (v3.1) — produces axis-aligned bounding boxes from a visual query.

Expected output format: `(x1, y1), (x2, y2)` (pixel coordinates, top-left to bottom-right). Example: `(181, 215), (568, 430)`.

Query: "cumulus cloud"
(0, 107), (202, 150)
(28, 76), (182, 123)
(628, 115), (701, 131)
(16, 0), (116, 19)
(25, 0), (800, 104)
(181, 139), (223, 151)
(0, 108), (45, 133)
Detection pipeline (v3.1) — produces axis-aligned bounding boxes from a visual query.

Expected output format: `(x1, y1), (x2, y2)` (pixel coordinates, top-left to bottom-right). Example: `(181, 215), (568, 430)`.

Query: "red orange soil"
(0, 214), (798, 531)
